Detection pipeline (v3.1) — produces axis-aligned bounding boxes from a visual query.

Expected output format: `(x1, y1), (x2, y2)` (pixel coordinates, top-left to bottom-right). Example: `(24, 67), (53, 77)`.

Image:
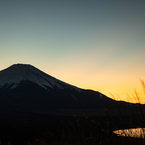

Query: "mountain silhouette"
(0, 64), (141, 116)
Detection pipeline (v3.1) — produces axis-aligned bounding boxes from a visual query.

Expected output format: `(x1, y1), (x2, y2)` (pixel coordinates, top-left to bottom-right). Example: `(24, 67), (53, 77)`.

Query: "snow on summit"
(0, 64), (78, 90)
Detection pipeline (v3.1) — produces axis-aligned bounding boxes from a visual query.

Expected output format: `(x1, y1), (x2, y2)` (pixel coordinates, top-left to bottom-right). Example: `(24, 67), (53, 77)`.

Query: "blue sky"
(0, 0), (145, 103)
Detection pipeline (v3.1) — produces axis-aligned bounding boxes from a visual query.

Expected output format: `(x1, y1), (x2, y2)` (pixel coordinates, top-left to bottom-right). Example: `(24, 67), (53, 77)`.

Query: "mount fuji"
(0, 64), (140, 116)
(0, 64), (80, 91)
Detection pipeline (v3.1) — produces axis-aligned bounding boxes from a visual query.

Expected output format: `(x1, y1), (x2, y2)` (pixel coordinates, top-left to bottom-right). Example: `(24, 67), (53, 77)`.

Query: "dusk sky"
(0, 0), (145, 103)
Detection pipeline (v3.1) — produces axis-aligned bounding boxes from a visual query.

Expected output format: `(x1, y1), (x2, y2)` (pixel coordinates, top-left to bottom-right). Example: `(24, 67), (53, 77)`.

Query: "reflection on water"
(113, 128), (145, 138)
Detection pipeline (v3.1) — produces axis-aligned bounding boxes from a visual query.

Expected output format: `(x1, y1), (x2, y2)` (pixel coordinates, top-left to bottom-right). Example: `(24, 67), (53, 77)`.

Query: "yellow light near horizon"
(48, 67), (145, 104)
(88, 82), (145, 104)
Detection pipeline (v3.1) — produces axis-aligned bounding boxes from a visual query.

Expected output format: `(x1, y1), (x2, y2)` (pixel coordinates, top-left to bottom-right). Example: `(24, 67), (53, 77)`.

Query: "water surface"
(114, 128), (145, 138)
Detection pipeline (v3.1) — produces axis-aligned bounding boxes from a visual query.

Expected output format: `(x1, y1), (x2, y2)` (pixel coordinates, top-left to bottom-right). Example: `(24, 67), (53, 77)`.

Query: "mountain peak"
(9, 63), (37, 70)
(12, 63), (31, 66)
(0, 64), (79, 91)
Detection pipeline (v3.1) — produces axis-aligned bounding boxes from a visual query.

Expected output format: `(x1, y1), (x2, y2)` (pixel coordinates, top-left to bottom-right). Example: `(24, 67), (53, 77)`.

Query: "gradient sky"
(0, 0), (145, 103)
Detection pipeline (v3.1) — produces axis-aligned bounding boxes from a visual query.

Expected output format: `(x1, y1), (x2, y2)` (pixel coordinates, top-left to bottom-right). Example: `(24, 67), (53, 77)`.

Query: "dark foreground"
(0, 112), (145, 145)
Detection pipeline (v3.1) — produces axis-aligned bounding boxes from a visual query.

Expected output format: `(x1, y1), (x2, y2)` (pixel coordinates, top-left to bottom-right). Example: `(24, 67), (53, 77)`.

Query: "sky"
(0, 0), (145, 103)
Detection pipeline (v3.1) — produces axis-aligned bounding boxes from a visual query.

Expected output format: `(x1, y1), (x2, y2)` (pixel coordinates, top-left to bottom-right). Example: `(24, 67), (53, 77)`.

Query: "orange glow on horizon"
(48, 68), (145, 104)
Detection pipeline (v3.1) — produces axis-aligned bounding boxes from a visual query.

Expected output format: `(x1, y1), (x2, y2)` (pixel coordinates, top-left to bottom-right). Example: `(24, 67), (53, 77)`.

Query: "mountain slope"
(0, 64), (79, 91)
(0, 64), (140, 116)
